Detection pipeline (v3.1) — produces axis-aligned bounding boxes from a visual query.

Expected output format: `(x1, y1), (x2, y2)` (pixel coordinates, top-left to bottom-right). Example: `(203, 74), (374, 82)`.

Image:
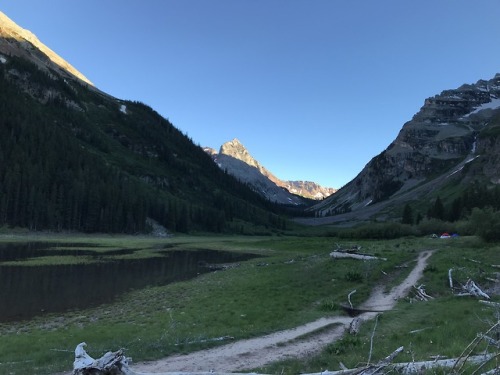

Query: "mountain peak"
(220, 138), (260, 169)
(209, 139), (336, 201)
(0, 11), (93, 86)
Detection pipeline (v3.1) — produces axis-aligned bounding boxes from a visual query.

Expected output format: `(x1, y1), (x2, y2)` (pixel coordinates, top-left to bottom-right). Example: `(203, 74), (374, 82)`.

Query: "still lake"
(0, 242), (257, 322)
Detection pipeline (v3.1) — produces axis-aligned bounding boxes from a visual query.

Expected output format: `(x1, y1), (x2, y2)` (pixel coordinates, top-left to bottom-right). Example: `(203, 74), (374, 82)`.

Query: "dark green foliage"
(0, 57), (294, 233)
(344, 270), (363, 282)
(421, 182), (500, 226)
(401, 203), (413, 225)
(427, 196), (445, 220)
(326, 335), (361, 355)
(337, 222), (416, 240)
(468, 207), (500, 242)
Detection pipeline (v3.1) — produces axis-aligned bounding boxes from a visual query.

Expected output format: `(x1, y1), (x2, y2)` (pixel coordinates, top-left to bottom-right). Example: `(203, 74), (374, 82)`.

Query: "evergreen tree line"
(401, 183), (500, 226)
(0, 56), (290, 233)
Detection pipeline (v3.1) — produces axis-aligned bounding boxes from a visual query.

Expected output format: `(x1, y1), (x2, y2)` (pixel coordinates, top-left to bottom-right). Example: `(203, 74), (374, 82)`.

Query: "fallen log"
(301, 353), (497, 375)
(393, 353), (496, 374)
(463, 279), (490, 300)
(330, 251), (386, 261)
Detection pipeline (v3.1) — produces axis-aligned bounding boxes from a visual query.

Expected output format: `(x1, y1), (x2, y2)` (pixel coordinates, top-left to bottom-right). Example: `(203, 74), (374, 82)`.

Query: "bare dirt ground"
(130, 250), (434, 374)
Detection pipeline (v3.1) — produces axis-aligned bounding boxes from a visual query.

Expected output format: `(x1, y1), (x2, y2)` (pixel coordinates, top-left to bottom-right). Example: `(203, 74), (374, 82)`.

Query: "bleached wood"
(330, 251), (386, 261)
(464, 279), (490, 299)
(347, 289), (356, 309)
(348, 318), (361, 335)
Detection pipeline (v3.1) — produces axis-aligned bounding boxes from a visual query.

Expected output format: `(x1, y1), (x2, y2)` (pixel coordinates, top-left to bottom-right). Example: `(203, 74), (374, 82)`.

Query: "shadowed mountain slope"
(301, 74), (500, 225)
(0, 12), (290, 234)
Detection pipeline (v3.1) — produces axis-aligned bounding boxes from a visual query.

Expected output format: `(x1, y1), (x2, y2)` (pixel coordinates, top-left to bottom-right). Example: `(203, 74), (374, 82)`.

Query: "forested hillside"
(0, 55), (290, 233)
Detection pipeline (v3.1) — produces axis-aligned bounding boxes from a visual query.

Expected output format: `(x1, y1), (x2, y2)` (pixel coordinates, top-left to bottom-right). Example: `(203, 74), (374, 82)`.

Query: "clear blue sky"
(2, 1), (500, 188)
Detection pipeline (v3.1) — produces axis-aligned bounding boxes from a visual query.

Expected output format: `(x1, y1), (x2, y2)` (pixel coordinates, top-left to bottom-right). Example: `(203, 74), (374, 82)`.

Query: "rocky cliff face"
(0, 11), (92, 85)
(284, 181), (336, 200)
(312, 73), (500, 218)
(206, 139), (336, 204)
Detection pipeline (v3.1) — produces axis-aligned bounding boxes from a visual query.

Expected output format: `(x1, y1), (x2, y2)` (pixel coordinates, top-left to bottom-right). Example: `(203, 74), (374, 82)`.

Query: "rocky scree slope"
(310, 73), (500, 221)
(206, 139), (335, 204)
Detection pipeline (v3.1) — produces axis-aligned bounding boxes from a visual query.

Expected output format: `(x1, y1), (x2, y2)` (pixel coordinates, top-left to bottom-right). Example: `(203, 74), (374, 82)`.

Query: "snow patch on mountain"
(463, 97), (500, 118)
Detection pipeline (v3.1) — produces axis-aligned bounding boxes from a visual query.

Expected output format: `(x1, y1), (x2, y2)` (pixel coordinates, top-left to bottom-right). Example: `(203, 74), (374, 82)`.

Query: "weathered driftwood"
(302, 353), (497, 375)
(479, 300), (500, 308)
(73, 342), (133, 375)
(409, 327), (431, 334)
(412, 284), (433, 301)
(450, 272), (491, 300)
(330, 251), (386, 261)
(347, 289), (357, 309)
(393, 353), (496, 374)
(348, 318), (361, 335)
(462, 279), (491, 300)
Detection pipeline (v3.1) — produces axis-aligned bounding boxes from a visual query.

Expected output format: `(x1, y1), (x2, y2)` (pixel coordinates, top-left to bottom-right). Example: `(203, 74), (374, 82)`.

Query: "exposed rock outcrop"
(311, 73), (500, 219)
(206, 139), (336, 204)
(0, 11), (92, 85)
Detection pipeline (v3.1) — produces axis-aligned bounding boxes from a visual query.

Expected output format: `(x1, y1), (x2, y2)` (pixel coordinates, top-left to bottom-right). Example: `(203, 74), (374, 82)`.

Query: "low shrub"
(338, 222), (416, 240)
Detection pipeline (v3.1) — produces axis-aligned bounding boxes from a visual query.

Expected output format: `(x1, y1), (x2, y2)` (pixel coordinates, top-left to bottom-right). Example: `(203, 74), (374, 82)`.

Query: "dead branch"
(394, 353), (496, 374)
(466, 258), (483, 265)
(347, 289), (357, 309)
(330, 251), (386, 261)
(453, 322), (500, 373)
(302, 346), (404, 375)
(463, 279), (491, 300)
(367, 315), (379, 365)
(409, 327), (431, 334)
(479, 300), (500, 308)
(412, 284), (433, 301)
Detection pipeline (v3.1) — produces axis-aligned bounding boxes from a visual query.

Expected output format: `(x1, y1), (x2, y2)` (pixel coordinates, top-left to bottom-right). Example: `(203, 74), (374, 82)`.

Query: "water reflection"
(0, 243), (257, 321)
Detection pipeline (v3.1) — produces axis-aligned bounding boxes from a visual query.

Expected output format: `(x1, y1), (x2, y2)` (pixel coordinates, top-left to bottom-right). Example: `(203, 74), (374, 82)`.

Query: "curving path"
(131, 250), (434, 373)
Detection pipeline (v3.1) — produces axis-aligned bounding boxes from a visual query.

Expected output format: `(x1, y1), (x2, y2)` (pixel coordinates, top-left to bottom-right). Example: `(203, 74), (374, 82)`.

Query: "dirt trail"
(131, 250), (433, 373)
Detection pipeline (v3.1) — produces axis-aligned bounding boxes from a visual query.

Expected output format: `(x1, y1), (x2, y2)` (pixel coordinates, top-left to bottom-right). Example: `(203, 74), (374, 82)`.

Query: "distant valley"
(1, 9), (500, 233)
(205, 139), (336, 205)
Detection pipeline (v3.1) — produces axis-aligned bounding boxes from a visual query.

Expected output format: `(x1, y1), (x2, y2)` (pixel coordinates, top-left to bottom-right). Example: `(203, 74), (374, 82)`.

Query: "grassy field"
(0, 233), (498, 374)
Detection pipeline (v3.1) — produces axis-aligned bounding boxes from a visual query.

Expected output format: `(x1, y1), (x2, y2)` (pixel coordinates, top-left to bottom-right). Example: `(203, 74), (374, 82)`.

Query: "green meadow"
(0, 233), (498, 374)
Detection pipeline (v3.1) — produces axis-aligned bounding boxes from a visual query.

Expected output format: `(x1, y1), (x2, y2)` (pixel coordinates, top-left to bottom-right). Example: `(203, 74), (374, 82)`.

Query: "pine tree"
(401, 203), (414, 225)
